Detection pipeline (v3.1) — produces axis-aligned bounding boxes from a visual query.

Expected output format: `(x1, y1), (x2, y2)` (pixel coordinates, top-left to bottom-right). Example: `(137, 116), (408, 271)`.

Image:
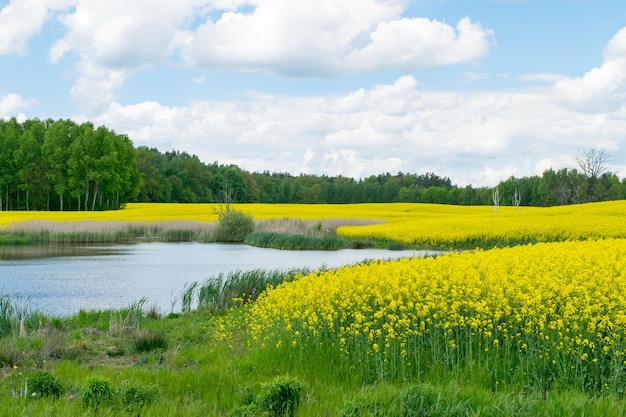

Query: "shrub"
(216, 210), (254, 242)
(81, 378), (116, 407)
(258, 376), (307, 417)
(27, 370), (63, 398)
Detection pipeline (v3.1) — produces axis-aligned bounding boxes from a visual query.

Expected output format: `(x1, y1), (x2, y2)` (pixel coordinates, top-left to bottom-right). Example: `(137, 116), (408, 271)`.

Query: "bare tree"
(574, 148), (609, 202)
(212, 175), (237, 218)
(513, 188), (521, 211)
(492, 186), (501, 213)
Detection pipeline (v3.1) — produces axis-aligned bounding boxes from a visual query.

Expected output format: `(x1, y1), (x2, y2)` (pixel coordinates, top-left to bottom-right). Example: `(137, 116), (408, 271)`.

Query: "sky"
(1, 0), (626, 187)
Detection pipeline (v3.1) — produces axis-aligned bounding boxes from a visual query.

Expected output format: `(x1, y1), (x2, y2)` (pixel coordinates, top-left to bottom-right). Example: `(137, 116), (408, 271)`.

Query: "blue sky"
(1, 0), (626, 186)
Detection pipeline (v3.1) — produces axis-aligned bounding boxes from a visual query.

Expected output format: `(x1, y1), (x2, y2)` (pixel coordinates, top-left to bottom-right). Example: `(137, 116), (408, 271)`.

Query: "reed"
(180, 268), (311, 313)
(254, 217), (383, 236)
(245, 218), (380, 250)
(1, 220), (218, 244)
(0, 216), (385, 247)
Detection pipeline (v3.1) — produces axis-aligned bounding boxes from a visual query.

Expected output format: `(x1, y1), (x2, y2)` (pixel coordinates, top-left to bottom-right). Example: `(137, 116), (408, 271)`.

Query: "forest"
(1, 117), (625, 210)
(0, 118), (139, 211)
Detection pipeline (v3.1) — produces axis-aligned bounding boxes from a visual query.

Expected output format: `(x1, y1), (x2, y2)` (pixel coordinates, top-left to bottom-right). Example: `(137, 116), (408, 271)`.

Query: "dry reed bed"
(1, 217), (382, 243)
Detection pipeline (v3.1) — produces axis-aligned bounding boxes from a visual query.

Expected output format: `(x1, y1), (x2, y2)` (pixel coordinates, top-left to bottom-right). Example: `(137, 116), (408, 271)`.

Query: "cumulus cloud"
(182, 2), (493, 75)
(0, 0), (74, 55)
(18, 0), (493, 113)
(345, 17), (493, 71)
(555, 27), (626, 113)
(0, 93), (30, 116)
(89, 74), (626, 187)
(50, 0), (203, 113)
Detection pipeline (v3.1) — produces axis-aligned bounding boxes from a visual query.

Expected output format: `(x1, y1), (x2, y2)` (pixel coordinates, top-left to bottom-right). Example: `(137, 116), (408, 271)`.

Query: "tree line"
(134, 146), (626, 207)
(1, 117), (625, 211)
(0, 118), (139, 211)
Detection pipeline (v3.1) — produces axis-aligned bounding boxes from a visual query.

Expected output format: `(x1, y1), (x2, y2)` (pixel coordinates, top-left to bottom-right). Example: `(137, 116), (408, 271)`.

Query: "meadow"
(1, 201), (626, 415)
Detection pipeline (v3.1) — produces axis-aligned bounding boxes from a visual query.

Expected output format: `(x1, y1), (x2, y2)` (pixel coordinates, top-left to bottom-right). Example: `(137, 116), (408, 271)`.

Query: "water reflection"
(0, 243), (439, 317)
(0, 244), (128, 260)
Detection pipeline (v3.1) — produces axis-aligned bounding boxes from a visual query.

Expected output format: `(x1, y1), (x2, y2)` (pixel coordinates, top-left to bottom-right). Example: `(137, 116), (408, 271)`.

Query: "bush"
(82, 378), (116, 408)
(216, 209), (254, 242)
(258, 376), (307, 417)
(27, 370), (63, 398)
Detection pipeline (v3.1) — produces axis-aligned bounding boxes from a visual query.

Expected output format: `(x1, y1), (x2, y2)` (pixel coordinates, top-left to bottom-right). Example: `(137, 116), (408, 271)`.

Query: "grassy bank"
(2, 260), (626, 416)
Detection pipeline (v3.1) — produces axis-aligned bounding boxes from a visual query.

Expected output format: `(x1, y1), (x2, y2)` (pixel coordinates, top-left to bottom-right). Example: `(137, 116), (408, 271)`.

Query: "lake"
(0, 243), (438, 317)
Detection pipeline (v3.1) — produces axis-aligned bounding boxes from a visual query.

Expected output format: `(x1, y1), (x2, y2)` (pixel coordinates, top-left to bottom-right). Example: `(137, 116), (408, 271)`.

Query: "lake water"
(0, 243), (438, 317)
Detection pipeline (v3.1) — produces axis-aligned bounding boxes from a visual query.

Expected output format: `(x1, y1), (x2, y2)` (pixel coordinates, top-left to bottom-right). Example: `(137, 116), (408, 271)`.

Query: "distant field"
(1, 201), (624, 249)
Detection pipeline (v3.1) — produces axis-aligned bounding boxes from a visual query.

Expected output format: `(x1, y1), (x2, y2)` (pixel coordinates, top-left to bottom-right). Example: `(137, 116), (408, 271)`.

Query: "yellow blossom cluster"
(247, 238), (626, 389)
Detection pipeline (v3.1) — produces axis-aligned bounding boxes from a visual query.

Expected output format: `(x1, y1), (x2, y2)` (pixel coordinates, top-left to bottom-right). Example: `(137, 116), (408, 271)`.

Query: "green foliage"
(81, 378), (116, 408)
(215, 209), (254, 242)
(338, 384), (397, 417)
(134, 329), (167, 353)
(0, 294), (14, 337)
(258, 376), (307, 417)
(338, 383), (473, 417)
(244, 231), (357, 250)
(184, 268), (309, 312)
(0, 234), (31, 245)
(120, 383), (158, 409)
(228, 404), (261, 417)
(27, 370), (63, 398)
(0, 117), (139, 211)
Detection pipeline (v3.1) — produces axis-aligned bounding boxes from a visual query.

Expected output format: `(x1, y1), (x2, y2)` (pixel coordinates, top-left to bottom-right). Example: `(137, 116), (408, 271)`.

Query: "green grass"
(1, 270), (626, 416)
(179, 268), (311, 313)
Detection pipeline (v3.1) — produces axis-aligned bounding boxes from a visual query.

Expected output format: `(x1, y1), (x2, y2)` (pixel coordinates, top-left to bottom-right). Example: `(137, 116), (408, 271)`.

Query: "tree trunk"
(91, 182), (99, 211)
(84, 183), (89, 211)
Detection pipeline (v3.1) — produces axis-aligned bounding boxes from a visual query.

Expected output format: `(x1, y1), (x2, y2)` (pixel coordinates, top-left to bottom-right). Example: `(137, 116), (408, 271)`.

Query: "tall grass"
(179, 268), (311, 313)
(1, 220), (218, 244)
(246, 218), (380, 250)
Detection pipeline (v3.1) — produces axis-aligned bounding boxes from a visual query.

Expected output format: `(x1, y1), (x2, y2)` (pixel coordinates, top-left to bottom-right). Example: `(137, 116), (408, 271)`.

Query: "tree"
(574, 148), (609, 202)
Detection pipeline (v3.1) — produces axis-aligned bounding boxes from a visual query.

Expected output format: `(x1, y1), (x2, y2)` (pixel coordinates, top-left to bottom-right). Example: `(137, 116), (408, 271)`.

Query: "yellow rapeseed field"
(247, 238), (626, 390)
(337, 200), (626, 248)
(2, 200), (625, 248)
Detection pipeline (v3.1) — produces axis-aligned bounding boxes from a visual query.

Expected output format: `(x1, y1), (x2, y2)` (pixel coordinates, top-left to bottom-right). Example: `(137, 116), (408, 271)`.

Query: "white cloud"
(34, 0), (494, 113)
(181, 0), (402, 75)
(555, 27), (626, 113)
(346, 17), (493, 71)
(0, 0), (74, 55)
(50, 0), (204, 113)
(89, 73), (626, 187)
(182, 3), (493, 75)
(0, 93), (30, 116)
(604, 27), (626, 60)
